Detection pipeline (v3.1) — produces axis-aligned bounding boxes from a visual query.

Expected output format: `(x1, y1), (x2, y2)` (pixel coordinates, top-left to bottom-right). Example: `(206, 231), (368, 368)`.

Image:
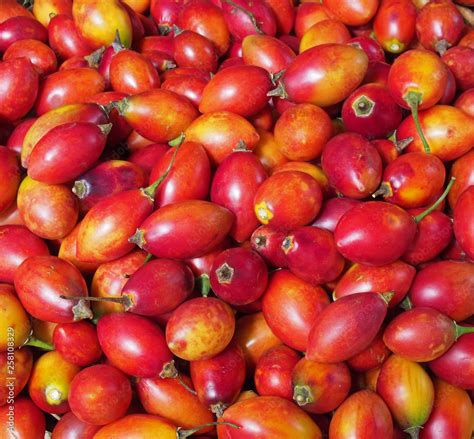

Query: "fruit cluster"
(0, 0), (473, 437)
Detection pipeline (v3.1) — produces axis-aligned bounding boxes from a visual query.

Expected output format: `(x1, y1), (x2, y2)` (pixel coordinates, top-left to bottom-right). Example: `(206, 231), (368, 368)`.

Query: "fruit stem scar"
(72, 180), (89, 199)
(129, 228), (146, 248)
(293, 384), (314, 406)
(267, 81), (288, 99)
(404, 91), (431, 154)
(216, 263), (235, 284)
(255, 201), (273, 224)
(352, 95), (375, 117)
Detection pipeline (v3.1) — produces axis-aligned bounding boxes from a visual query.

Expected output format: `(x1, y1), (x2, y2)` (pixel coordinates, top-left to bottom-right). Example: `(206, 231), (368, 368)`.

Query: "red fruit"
(342, 84), (403, 139)
(129, 143), (170, 175)
(151, 0), (185, 32)
(217, 396), (322, 438)
(306, 292), (391, 363)
(0, 57), (38, 122)
(442, 46), (474, 91)
(323, 0), (378, 26)
(0, 347), (33, 406)
(409, 260), (474, 321)
(69, 364), (132, 425)
(250, 225), (287, 268)
(173, 28), (218, 72)
(53, 321), (102, 366)
(0, 146), (21, 215)
(348, 36), (385, 62)
(455, 89), (474, 117)
(448, 149), (474, 209)
(255, 345), (301, 400)
(28, 122), (110, 184)
(454, 186), (474, 259)
(131, 200), (234, 259)
(321, 132), (382, 199)
(0, 284), (31, 350)
(254, 171), (323, 230)
(199, 65), (272, 117)
(292, 357), (351, 414)
(0, 16), (47, 52)
(429, 333), (474, 389)
(166, 297), (235, 361)
(329, 390), (394, 439)
(311, 197), (361, 232)
(51, 411), (101, 439)
(299, 19), (351, 53)
(5, 117), (36, 155)
(14, 255), (91, 323)
(211, 151), (267, 242)
(190, 341), (246, 415)
(161, 74), (207, 107)
(97, 312), (174, 377)
(262, 270), (330, 351)
(347, 329), (391, 372)
(282, 226), (345, 285)
(0, 397), (45, 439)
(334, 260), (416, 308)
(120, 258), (194, 315)
(3, 39), (57, 76)
(210, 247), (268, 306)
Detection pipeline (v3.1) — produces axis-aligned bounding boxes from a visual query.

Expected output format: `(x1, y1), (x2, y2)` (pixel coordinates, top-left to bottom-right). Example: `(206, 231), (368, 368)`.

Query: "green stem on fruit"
(454, 324), (474, 340)
(395, 136), (413, 153)
(380, 291), (395, 306)
(270, 69), (285, 85)
(233, 139), (250, 152)
(400, 296), (413, 310)
(221, 0), (264, 34)
(129, 228), (146, 248)
(172, 24), (184, 36)
(158, 24), (172, 35)
(98, 123), (113, 136)
(413, 176), (455, 223)
(434, 39), (450, 56)
(372, 181), (393, 199)
(112, 29), (125, 52)
(404, 426), (421, 439)
(168, 132), (186, 147)
(141, 141), (182, 200)
(178, 422), (241, 438)
(404, 91), (431, 154)
(59, 295), (134, 311)
(267, 81), (288, 99)
(113, 97), (130, 116)
(84, 46), (105, 68)
(293, 385), (314, 406)
(49, 12), (57, 19)
(144, 253), (154, 264)
(23, 336), (54, 351)
(198, 274), (211, 297)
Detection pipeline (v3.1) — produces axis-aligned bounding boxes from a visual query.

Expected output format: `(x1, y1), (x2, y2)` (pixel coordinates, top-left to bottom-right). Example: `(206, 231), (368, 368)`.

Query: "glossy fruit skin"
(73, 160), (148, 212)
(402, 209), (453, 265)
(377, 355), (434, 434)
(77, 189), (153, 263)
(53, 321), (102, 366)
(307, 293), (389, 363)
(73, 0), (132, 49)
(341, 84), (403, 139)
(97, 312), (173, 377)
(137, 374), (214, 431)
(120, 89), (199, 143)
(329, 390), (394, 439)
(347, 329), (391, 372)
(211, 247), (268, 304)
(3, 38), (57, 76)
(135, 200), (234, 259)
(279, 44), (368, 107)
(17, 177), (79, 240)
(335, 202), (417, 266)
(129, 143), (170, 175)
(254, 171), (322, 231)
(253, 128), (288, 172)
(419, 379), (473, 439)
(0, 57), (38, 122)
(5, 117), (36, 155)
(262, 270), (330, 351)
(174, 29), (218, 72)
(185, 111), (260, 165)
(177, 0), (230, 56)
(311, 197), (361, 232)
(235, 312), (281, 372)
(185, 238), (231, 277)
(217, 395), (322, 438)
(32, 0), (72, 27)
(0, 16), (47, 52)
(384, 307), (458, 362)
(242, 35), (295, 74)
(442, 46), (474, 91)
(334, 260), (416, 308)
(161, 74), (207, 107)
(28, 350), (80, 414)
(110, 50), (160, 94)
(27, 122), (108, 184)
(429, 333), (474, 389)
(448, 150), (474, 209)
(399, 105), (474, 162)
(0, 284), (31, 350)
(348, 36), (385, 63)
(48, 14), (94, 60)
(122, 258), (194, 315)
(274, 104), (333, 161)
(21, 102), (108, 168)
(211, 152), (267, 242)
(283, 226), (345, 285)
(149, 141), (211, 207)
(323, 0), (378, 26)
(292, 357), (351, 414)
(166, 297), (235, 361)
(301, 19), (351, 53)
(251, 225), (287, 268)
(454, 187), (474, 259)
(0, 347), (32, 406)
(409, 261), (474, 322)
(255, 345), (300, 400)
(35, 67), (106, 115)
(190, 341), (246, 413)
(69, 364), (132, 425)
(295, 3), (334, 39)
(374, 0), (417, 53)
(199, 65), (272, 117)
(0, 147), (21, 216)
(51, 411), (101, 439)
(91, 250), (147, 317)
(376, 152), (446, 209)
(321, 132), (382, 199)
(0, 397), (45, 439)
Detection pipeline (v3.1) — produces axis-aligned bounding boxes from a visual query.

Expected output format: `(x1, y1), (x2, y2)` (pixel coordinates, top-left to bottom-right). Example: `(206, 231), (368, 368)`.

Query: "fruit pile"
(0, 0), (474, 437)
